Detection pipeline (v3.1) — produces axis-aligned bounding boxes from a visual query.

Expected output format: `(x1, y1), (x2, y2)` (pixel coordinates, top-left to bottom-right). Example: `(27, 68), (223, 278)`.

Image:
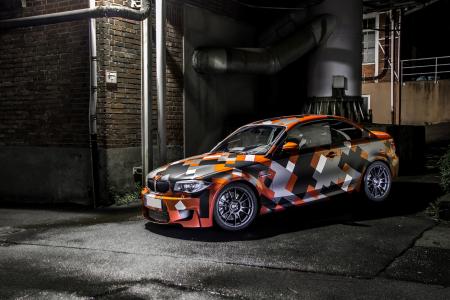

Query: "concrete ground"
(1, 181), (449, 299)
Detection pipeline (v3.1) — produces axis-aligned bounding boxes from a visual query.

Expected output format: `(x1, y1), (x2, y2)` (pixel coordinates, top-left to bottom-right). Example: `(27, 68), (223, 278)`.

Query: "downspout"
(390, 10), (395, 124)
(141, 16), (153, 185)
(397, 10), (402, 125)
(192, 14), (337, 75)
(156, 0), (167, 165)
(89, 0), (100, 207)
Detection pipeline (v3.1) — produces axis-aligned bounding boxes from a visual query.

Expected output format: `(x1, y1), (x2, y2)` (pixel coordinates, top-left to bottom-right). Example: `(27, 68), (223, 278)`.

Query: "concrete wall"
(97, 147), (140, 201)
(0, 147), (92, 204)
(183, 5), (257, 156)
(401, 80), (450, 125)
(362, 81), (393, 124)
(363, 79), (450, 125)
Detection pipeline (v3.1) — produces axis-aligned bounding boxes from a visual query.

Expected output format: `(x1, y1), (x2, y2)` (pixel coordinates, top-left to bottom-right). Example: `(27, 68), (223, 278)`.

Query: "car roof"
(250, 114), (347, 129)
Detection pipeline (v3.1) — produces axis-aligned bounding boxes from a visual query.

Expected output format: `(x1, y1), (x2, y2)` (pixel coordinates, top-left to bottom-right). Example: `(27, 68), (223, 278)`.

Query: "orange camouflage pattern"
(142, 115), (399, 228)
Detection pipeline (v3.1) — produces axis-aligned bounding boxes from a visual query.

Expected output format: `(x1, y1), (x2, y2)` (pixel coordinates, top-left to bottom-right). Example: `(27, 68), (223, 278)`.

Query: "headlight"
(173, 180), (211, 193)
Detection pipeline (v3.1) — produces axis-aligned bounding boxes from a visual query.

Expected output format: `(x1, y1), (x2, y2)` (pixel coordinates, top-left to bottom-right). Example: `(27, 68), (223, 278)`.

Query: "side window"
(286, 121), (331, 150)
(329, 120), (363, 145)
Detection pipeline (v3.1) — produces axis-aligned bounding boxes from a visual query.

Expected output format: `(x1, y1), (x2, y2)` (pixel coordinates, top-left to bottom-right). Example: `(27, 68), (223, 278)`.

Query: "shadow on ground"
(145, 181), (442, 242)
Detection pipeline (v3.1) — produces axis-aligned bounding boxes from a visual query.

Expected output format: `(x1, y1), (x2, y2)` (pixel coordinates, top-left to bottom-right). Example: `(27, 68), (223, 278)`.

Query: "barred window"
(363, 17), (376, 64)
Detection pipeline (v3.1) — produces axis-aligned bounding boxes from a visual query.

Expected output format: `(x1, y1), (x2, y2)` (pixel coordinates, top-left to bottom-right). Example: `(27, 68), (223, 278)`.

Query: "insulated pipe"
(192, 14), (337, 75)
(0, 0), (150, 29)
(156, 0), (167, 165)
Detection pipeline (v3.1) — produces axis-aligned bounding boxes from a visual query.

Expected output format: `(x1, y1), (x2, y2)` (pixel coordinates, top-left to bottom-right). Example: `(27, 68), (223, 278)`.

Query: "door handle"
(326, 151), (337, 158)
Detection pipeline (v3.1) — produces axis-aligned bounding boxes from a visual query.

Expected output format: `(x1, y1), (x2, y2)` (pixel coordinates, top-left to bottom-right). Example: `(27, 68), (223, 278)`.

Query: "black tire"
(213, 182), (258, 231)
(363, 161), (392, 203)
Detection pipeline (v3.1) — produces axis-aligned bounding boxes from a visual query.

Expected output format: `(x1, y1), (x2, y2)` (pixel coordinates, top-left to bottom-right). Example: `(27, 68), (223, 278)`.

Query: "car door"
(270, 120), (339, 203)
(328, 119), (369, 193)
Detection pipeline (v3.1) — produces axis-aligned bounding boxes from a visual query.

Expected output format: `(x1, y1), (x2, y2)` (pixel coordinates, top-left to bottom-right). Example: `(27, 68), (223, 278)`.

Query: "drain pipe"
(0, 1), (150, 29)
(192, 14), (336, 75)
(141, 16), (153, 186)
(156, 0), (167, 164)
(390, 10), (395, 124)
(88, 0), (100, 208)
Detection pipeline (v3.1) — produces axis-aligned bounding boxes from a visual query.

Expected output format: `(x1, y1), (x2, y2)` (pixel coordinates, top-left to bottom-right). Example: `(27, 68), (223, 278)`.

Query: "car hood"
(147, 152), (263, 181)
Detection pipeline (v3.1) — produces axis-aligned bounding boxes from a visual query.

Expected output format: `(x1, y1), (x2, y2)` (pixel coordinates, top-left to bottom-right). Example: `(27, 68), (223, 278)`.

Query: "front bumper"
(141, 188), (214, 228)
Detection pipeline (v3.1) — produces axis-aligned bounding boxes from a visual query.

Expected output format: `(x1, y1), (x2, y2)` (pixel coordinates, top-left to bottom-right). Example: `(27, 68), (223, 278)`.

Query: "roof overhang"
(363, 0), (440, 13)
(232, 0), (440, 13)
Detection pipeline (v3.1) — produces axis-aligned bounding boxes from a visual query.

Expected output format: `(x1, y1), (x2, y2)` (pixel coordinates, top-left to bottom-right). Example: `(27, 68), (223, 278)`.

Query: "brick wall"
(94, 0), (245, 153)
(0, 0), (246, 150)
(0, 0), (90, 147)
(95, 0), (142, 149)
(362, 12), (399, 84)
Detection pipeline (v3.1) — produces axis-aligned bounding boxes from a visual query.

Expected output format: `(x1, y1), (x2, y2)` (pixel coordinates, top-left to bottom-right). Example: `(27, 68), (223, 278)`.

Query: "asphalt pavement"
(0, 181), (449, 299)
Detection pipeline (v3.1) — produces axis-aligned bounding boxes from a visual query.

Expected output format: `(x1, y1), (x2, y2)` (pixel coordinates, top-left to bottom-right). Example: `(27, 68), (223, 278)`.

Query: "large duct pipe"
(192, 14), (337, 75)
(0, 0), (150, 29)
(307, 0), (363, 98)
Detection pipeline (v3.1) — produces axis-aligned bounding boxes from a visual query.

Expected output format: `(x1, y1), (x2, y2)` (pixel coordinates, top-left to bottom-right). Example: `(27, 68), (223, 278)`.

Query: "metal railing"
(401, 55), (450, 83)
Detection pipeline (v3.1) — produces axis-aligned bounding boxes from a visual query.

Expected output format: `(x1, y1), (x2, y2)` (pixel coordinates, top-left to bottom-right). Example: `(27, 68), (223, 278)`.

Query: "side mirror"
(282, 141), (299, 152)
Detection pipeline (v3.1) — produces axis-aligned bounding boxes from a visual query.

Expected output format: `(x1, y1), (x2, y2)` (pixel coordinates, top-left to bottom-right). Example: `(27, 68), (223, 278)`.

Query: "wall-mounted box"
(106, 70), (117, 84)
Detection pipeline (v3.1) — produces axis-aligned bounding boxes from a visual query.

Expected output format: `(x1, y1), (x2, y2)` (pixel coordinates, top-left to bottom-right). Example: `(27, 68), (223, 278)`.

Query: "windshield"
(212, 125), (284, 155)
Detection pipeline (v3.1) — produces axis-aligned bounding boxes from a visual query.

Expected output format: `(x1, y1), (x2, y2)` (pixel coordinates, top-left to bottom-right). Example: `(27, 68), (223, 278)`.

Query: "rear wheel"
(363, 161), (392, 202)
(214, 183), (258, 231)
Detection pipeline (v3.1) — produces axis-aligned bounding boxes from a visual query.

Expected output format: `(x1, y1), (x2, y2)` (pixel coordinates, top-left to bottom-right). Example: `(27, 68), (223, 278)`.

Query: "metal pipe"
(0, 1), (150, 29)
(390, 10), (395, 124)
(404, 0), (441, 15)
(156, 0), (167, 164)
(192, 14), (337, 75)
(398, 11), (402, 125)
(88, 0), (100, 207)
(141, 16), (153, 185)
(258, 10), (307, 46)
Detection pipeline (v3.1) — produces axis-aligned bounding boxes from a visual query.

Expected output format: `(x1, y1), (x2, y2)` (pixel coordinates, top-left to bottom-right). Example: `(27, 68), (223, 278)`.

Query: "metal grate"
(147, 207), (170, 223)
(147, 179), (170, 193)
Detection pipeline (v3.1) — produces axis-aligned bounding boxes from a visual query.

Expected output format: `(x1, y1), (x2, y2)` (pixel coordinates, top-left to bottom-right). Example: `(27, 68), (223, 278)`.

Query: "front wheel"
(363, 161), (392, 202)
(214, 183), (258, 231)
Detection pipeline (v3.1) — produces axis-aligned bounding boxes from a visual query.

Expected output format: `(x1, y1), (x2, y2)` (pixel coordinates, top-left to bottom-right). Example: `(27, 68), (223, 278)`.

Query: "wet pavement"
(1, 182), (449, 299)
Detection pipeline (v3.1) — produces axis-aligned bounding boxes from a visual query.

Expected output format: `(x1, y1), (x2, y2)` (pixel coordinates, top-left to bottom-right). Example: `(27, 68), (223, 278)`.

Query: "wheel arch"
(357, 159), (392, 192)
(211, 179), (260, 231)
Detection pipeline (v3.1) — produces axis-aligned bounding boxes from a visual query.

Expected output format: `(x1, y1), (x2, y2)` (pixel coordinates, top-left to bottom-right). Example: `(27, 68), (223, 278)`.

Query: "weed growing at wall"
(439, 146), (450, 193)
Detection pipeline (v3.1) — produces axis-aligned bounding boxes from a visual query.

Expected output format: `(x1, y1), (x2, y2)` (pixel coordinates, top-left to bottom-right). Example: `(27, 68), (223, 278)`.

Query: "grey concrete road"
(1, 183), (449, 299)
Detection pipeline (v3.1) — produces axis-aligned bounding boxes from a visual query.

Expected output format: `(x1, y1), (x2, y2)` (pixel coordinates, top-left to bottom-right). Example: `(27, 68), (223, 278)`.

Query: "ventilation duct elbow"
(192, 14), (337, 75)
